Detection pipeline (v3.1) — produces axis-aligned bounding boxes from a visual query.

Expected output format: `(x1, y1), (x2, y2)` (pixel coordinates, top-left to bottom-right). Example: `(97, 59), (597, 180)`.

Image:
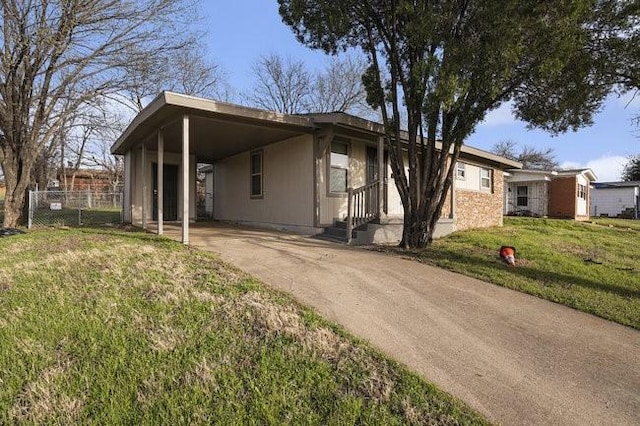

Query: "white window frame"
(577, 184), (586, 200)
(456, 162), (466, 180)
(328, 139), (349, 195)
(516, 185), (528, 207)
(480, 168), (491, 190)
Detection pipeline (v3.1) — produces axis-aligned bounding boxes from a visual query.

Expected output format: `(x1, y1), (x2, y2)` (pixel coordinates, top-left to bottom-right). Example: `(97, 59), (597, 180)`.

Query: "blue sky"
(202, 1), (639, 181)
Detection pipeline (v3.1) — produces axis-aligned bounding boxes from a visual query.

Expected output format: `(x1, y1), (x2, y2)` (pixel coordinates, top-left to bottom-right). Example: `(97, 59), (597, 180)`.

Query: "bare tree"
(0, 0), (199, 227)
(245, 54), (311, 114)
(307, 56), (368, 114)
(491, 140), (559, 170)
(245, 53), (372, 116)
(115, 42), (232, 114)
(168, 47), (231, 101)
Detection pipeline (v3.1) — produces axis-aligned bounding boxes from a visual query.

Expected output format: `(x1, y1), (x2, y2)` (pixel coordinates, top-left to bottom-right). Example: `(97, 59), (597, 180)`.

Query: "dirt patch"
(9, 353), (83, 424)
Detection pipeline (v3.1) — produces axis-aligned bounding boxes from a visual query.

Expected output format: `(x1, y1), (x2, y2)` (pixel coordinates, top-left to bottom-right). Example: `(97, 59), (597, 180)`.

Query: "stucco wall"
(455, 168), (504, 230)
(549, 177), (577, 219)
(214, 134), (315, 229)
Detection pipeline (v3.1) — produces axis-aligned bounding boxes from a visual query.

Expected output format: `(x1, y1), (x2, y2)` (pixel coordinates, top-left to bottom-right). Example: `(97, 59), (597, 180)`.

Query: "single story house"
(504, 168), (597, 220)
(590, 181), (640, 219)
(111, 92), (521, 244)
(55, 169), (115, 193)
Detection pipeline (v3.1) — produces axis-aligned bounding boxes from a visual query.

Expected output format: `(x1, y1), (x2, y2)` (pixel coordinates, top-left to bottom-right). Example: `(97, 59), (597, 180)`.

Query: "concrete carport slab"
(160, 222), (640, 426)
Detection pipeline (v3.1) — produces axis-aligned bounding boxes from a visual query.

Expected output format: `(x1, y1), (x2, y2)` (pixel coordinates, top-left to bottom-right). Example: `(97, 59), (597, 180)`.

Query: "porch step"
(320, 220), (370, 242)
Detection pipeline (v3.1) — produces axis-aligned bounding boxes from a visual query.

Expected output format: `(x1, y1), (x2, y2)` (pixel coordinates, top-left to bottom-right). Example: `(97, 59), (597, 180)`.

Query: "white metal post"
(141, 144), (147, 229)
(182, 115), (190, 245)
(157, 129), (164, 236)
(377, 136), (384, 218)
(28, 191), (33, 229)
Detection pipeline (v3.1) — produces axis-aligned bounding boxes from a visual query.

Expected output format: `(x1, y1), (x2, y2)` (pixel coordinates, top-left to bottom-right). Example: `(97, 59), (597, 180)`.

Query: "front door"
(152, 163), (178, 221)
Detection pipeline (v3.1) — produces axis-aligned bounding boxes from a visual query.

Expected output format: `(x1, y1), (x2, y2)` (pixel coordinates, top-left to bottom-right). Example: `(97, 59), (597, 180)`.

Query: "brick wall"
(549, 177), (577, 218)
(454, 169), (504, 231)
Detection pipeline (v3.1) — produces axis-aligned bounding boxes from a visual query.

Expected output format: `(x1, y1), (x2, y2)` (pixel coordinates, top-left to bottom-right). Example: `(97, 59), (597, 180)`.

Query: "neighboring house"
(591, 181), (640, 219)
(57, 169), (115, 193)
(504, 168), (597, 220)
(111, 92), (520, 244)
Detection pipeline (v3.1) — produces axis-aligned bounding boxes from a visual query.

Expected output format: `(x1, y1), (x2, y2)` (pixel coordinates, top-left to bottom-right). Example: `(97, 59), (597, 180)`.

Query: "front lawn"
(0, 228), (485, 425)
(415, 217), (640, 329)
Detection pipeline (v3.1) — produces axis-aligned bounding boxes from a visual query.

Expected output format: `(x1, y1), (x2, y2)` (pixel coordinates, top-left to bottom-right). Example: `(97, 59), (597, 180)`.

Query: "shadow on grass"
(422, 248), (640, 300)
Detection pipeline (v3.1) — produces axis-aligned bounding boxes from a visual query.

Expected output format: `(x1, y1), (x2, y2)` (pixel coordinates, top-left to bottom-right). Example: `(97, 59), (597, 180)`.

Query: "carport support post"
(377, 136), (384, 218)
(141, 144), (147, 230)
(157, 129), (164, 236)
(181, 114), (190, 245)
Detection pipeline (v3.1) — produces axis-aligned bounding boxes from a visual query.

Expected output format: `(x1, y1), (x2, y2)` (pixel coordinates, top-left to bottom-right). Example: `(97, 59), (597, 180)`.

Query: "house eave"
(111, 91), (316, 156)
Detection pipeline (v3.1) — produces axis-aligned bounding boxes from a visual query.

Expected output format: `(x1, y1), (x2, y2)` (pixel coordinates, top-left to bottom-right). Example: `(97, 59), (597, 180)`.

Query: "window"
(250, 150), (263, 198)
(329, 140), (349, 193)
(577, 184), (586, 200)
(516, 185), (528, 206)
(456, 162), (466, 179)
(480, 168), (491, 190)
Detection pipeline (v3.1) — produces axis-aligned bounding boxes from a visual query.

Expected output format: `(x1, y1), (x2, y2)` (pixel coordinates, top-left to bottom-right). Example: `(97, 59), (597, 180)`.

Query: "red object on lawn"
(499, 246), (516, 267)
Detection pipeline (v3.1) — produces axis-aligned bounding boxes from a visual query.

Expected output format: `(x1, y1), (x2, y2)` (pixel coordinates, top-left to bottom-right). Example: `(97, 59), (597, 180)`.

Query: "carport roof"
(110, 92), (317, 161)
(111, 91), (521, 168)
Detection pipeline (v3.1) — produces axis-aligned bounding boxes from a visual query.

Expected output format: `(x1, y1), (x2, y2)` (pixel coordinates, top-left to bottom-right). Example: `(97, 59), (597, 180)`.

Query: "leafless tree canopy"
(308, 56), (368, 114)
(118, 42), (231, 113)
(491, 140), (559, 170)
(245, 53), (370, 115)
(0, 0), (200, 226)
(245, 54), (311, 114)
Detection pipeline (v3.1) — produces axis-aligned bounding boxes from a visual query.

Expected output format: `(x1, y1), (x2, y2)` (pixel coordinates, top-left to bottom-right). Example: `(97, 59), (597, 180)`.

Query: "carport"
(111, 91), (316, 243)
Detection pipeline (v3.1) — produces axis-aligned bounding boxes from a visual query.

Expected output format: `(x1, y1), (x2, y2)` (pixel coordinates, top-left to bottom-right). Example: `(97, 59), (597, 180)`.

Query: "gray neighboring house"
(591, 181), (640, 219)
(111, 91), (521, 244)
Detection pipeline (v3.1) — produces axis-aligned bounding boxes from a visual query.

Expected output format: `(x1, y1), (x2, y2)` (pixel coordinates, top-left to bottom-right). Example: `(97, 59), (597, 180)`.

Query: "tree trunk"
(1, 151), (33, 228)
(2, 177), (29, 228)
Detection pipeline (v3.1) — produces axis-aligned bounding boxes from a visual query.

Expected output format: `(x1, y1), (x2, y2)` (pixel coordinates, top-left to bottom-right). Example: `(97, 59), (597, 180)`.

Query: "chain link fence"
(28, 190), (123, 228)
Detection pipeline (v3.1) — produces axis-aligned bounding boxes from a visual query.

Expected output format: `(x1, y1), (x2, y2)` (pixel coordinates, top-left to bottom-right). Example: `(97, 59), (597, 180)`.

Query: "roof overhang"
(556, 168), (598, 182)
(307, 112), (522, 169)
(111, 92), (316, 161)
(111, 92), (521, 169)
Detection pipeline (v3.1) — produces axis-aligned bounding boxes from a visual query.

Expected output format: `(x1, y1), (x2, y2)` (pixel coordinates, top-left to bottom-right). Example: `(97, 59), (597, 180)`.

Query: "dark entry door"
(152, 163), (178, 221)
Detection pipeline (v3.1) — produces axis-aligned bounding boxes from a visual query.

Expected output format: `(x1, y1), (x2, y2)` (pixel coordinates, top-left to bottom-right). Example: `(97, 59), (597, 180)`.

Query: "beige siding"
(129, 148), (197, 224)
(456, 161), (490, 193)
(318, 138), (368, 225)
(385, 153), (408, 217)
(214, 135), (314, 228)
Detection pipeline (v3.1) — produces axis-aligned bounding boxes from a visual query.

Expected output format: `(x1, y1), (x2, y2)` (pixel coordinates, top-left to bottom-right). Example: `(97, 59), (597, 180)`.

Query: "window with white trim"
(456, 162), (466, 179)
(516, 185), (528, 206)
(250, 150), (263, 198)
(329, 140), (349, 193)
(480, 168), (491, 190)
(577, 184), (586, 199)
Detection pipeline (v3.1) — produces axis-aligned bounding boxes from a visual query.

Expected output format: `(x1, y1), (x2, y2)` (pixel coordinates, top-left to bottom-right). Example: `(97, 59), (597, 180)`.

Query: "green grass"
(31, 207), (121, 226)
(589, 216), (640, 231)
(413, 217), (640, 329)
(0, 228), (486, 425)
